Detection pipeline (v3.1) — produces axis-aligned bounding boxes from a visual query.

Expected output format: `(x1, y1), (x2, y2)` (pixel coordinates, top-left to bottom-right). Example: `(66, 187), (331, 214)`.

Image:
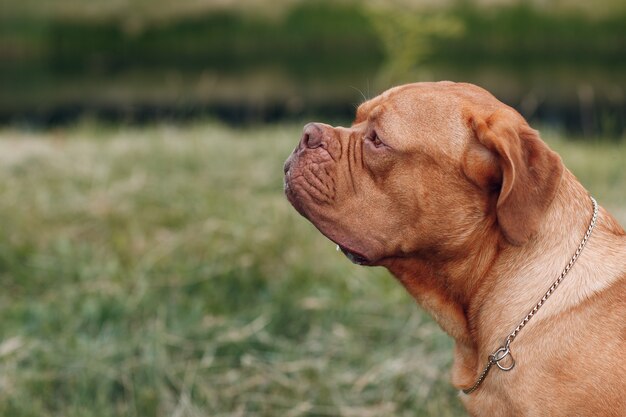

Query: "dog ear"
(464, 109), (564, 245)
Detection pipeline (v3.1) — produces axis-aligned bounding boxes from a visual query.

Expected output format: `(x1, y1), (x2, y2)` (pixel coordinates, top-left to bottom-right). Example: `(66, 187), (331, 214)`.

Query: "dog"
(283, 82), (626, 417)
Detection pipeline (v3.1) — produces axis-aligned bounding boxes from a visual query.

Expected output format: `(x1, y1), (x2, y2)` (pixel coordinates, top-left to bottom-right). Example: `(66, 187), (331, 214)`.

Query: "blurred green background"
(0, 1), (625, 416)
(2, 0), (626, 135)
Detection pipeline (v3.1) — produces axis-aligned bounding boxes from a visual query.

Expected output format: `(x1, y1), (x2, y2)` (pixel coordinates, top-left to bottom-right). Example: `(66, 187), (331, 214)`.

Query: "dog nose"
(300, 122), (324, 149)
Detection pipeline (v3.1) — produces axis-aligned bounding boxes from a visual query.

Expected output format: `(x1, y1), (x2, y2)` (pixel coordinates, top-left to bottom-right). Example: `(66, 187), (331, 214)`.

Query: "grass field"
(0, 123), (623, 417)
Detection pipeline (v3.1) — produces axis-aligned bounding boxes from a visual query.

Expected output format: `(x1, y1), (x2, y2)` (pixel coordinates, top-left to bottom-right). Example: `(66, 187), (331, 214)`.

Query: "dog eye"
(366, 131), (384, 148)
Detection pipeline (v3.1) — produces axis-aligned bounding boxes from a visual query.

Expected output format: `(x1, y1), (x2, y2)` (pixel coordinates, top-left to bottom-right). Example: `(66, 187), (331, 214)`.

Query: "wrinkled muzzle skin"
(283, 121), (401, 265)
(283, 82), (493, 266)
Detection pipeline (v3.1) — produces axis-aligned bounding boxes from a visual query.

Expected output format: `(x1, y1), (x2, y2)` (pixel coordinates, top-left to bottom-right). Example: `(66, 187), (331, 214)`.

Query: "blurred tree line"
(1, 0), (625, 136)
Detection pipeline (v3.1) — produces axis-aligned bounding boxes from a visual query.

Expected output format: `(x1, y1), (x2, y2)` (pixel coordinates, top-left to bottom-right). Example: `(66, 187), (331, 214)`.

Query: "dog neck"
(381, 169), (626, 391)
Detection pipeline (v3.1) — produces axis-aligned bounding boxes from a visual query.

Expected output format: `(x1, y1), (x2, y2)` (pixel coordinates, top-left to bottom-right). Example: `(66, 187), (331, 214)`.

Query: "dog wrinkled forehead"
(354, 83), (477, 158)
(353, 84), (412, 124)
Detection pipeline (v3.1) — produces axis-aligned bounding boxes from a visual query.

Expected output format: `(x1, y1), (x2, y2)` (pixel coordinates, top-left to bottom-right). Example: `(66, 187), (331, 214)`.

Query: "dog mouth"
(284, 153), (373, 267)
(336, 244), (371, 266)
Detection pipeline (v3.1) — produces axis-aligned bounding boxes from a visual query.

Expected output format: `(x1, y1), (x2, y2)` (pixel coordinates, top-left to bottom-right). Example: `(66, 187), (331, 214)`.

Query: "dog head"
(284, 82), (563, 265)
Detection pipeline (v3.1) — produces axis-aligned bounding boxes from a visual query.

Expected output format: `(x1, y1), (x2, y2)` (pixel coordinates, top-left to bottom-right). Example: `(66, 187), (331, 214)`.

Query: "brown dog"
(283, 82), (626, 416)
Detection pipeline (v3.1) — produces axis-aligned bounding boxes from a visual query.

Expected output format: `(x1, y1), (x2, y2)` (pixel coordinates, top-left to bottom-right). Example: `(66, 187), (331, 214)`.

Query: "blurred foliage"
(0, 1), (625, 135)
(40, 4), (383, 76)
(366, 9), (464, 85)
(439, 4), (625, 64)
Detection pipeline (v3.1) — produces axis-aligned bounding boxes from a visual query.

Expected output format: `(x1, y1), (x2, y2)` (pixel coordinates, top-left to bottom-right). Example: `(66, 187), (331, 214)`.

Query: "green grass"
(0, 123), (623, 417)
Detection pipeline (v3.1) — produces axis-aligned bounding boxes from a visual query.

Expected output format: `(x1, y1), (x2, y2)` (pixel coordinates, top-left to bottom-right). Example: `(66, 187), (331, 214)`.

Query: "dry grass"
(0, 122), (623, 416)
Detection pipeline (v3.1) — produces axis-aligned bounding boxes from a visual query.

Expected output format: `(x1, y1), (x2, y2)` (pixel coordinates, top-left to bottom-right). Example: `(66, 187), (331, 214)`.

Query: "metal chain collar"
(462, 195), (599, 395)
